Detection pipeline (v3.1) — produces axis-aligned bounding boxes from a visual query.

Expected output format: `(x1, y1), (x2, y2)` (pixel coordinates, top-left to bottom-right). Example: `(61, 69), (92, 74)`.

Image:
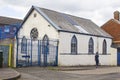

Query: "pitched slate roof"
(0, 16), (22, 25)
(22, 6), (112, 38)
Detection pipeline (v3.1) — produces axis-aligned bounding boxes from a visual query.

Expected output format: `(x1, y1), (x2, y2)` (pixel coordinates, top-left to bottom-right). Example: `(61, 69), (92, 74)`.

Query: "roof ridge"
(101, 18), (120, 28)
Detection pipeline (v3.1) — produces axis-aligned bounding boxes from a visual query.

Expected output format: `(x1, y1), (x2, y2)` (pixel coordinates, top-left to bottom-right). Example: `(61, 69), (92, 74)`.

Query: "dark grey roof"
(26, 6), (112, 38)
(0, 16), (22, 25)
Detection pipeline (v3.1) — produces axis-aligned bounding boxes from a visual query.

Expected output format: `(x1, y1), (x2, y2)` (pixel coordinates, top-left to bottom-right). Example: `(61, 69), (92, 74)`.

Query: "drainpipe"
(56, 40), (59, 66)
(15, 25), (20, 67)
(97, 37), (99, 53)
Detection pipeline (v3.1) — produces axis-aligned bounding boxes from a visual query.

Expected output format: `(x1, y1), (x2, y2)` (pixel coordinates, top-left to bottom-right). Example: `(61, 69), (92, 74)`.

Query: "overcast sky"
(0, 0), (120, 26)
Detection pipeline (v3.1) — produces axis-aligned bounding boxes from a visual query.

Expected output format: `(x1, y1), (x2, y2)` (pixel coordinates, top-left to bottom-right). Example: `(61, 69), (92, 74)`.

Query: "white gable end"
(18, 9), (59, 39)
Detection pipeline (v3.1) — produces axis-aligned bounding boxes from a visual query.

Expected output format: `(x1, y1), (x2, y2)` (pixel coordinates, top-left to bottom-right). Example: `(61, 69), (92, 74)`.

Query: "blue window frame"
(4, 26), (10, 33)
(88, 37), (94, 54)
(71, 35), (77, 55)
(103, 39), (107, 54)
(42, 35), (49, 54)
(21, 36), (27, 54)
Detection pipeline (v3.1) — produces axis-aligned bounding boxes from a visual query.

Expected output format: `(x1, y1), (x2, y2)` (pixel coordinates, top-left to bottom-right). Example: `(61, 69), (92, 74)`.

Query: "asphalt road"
(16, 67), (120, 80)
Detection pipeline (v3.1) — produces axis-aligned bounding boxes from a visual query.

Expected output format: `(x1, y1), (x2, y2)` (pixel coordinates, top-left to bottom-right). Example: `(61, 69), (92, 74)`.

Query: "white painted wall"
(58, 32), (117, 66)
(109, 47), (117, 65)
(58, 32), (112, 54)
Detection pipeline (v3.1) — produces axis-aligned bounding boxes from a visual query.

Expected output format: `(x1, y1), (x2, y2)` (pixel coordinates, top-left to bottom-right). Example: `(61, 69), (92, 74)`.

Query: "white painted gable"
(18, 10), (59, 40)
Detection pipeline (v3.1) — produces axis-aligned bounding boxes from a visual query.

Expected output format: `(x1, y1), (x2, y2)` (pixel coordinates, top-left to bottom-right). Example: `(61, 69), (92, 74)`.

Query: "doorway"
(0, 51), (3, 68)
(117, 48), (120, 66)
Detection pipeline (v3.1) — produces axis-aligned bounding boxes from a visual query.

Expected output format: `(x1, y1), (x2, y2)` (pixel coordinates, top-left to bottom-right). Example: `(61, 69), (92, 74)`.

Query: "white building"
(14, 6), (117, 67)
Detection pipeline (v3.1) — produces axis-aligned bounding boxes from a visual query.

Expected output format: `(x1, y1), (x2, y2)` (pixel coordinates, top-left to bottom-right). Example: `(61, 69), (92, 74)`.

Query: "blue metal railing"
(16, 38), (58, 67)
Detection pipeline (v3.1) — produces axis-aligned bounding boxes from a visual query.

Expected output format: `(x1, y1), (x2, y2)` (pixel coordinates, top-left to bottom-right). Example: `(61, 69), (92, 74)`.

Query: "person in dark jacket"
(95, 52), (99, 68)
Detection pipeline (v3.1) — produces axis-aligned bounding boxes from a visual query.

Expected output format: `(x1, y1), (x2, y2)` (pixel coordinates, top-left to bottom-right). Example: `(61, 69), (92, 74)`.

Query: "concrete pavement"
(0, 68), (20, 80)
(16, 66), (120, 80)
(17, 72), (43, 80)
(62, 66), (120, 74)
(0, 66), (120, 80)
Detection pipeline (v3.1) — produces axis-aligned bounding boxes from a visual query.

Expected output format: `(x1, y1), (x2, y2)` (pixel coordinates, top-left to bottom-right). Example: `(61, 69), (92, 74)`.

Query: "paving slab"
(0, 68), (20, 80)
(47, 66), (96, 71)
(62, 66), (120, 74)
(18, 72), (43, 80)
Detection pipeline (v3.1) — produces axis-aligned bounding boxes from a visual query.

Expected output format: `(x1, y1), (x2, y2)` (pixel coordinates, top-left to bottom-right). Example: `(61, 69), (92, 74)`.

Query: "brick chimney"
(114, 11), (119, 21)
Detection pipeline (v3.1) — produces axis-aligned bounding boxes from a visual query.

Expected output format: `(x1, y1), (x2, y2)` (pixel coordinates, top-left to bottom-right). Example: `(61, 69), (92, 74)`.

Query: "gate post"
(30, 39), (32, 66)
(16, 38), (19, 67)
(55, 41), (59, 66)
(8, 44), (12, 67)
(38, 40), (41, 66)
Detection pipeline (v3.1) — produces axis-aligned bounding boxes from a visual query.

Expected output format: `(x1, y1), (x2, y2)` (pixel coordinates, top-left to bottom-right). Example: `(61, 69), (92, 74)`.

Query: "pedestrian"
(95, 52), (99, 68)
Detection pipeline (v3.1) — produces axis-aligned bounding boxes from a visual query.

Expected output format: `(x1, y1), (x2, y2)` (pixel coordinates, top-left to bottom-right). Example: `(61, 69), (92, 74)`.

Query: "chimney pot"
(114, 11), (119, 21)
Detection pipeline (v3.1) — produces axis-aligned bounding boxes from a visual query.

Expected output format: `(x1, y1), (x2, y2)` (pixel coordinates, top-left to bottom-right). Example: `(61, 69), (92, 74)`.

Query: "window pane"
(21, 36), (27, 54)
(103, 40), (107, 54)
(88, 38), (94, 54)
(71, 36), (77, 54)
(42, 35), (49, 54)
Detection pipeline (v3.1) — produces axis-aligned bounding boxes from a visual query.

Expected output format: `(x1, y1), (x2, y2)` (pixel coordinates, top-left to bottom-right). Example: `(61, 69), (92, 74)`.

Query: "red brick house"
(101, 11), (120, 65)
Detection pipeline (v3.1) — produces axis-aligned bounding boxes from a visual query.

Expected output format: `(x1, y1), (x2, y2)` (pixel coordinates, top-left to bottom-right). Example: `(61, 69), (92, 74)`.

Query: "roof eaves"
(33, 6), (61, 30)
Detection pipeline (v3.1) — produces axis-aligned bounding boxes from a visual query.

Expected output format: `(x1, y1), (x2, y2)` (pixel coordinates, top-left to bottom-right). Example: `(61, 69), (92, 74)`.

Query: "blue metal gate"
(16, 38), (58, 67)
(117, 48), (120, 66)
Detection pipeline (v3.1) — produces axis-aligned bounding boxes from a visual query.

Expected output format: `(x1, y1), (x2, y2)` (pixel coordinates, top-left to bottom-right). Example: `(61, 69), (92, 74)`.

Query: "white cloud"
(0, 0), (120, 26)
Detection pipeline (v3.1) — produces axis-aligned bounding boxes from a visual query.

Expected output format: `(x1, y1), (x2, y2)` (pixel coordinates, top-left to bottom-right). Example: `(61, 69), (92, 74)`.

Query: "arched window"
(42, 35), (49, 54)
(103, 39), (107, 54)
(30, 28), (38, 40)
(71, 35), (77, 55)
(21, 36), (27, 54)
(88, 37), (94, 54)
